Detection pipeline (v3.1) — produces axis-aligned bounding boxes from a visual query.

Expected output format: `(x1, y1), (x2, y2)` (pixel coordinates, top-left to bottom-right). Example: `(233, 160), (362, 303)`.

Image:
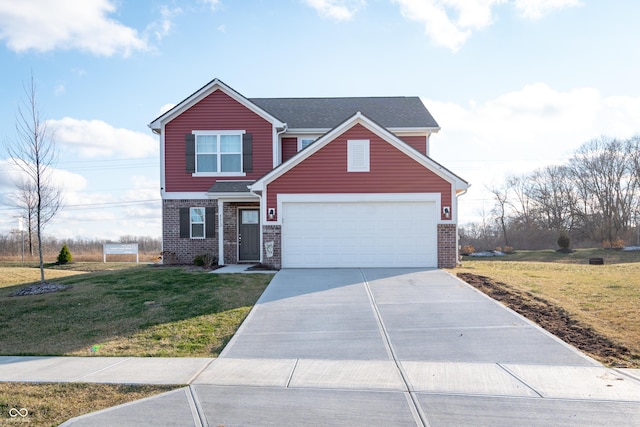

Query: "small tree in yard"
(557, 232), (572, 253)
(5, 74), (63, 284)
(57, 244), (73, 264)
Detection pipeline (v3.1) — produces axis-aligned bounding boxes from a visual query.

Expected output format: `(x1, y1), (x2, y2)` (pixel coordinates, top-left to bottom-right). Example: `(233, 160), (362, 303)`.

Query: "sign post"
(103, 243), (139, 263)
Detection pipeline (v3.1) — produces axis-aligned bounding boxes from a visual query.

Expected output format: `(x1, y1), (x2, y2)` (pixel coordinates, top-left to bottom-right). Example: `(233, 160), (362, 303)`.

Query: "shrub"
(503, 246), (514, 254)
(193, 254), (218, 267)
(557, 233), (571, 250)
(460, 245), (475, 255)
(57, 244), (73, 264)
(612, 238), (625, 249)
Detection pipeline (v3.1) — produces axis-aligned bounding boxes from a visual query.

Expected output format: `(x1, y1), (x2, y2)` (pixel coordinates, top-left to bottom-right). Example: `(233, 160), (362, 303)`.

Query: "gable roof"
(251, 111), (467, 193)
(148, 78), (285, 132)
(250, 97), (439, 130)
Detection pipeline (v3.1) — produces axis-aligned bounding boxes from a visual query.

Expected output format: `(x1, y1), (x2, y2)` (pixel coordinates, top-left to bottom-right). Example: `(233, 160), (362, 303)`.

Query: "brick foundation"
(437, 223), (458, 268)
(162, 199), (217, 265)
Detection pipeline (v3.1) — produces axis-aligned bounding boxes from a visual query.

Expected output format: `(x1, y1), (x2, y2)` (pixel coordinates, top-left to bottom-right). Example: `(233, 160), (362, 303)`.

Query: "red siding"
(399, 135), (427, 155)
(164, 90), (273, 192)
(266, 124), (452, 221)
(282, 137), (297, 162)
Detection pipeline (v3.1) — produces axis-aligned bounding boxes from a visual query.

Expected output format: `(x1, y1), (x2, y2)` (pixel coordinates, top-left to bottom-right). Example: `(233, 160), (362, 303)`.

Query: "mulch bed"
(457, 272), (637, 367)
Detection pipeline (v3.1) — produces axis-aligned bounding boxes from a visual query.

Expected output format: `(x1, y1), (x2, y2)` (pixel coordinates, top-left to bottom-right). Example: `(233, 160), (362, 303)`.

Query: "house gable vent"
(347, 139), (370, 172)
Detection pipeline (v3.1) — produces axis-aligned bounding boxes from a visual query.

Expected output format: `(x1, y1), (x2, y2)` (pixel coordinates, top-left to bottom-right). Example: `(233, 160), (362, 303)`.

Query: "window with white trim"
(194, 132), (243, 173)
(190, 207), (205, 238)
(347, 139), (370, 172)
(298, 136), (318, 151)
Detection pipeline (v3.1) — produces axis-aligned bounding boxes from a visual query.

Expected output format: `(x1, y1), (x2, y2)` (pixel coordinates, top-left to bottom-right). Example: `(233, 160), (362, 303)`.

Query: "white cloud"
(201, 0), (222, 11)
(0, 0), (147, 56)
(514, 0), (583, 20)
(424, 83), (640, 221)
(158, 103), (176, 116)
(305, 0), (365, 21)
(147, 5), (182, 43)
(391, 0), (506, 52)
(48, 117), (158, 158)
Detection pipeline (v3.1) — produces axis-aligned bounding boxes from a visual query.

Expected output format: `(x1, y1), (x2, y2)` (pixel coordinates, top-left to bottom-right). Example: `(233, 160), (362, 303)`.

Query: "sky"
(1, 0), (639, 240)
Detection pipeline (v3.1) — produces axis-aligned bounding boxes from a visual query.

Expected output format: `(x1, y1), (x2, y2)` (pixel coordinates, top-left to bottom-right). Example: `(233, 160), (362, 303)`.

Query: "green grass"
(0, 264), (272, 356)
(0, 383), (177, 427)
(457, 250), (640, 361)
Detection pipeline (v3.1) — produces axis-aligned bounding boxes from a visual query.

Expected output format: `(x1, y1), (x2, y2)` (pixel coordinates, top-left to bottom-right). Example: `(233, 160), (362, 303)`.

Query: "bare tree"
(5, 74), (63, 283)
(8, 178), (38, 256)
(487, 184), (510, 247)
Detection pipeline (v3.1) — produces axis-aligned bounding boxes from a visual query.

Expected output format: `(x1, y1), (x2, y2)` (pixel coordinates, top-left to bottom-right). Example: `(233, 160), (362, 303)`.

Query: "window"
(347, 139), (370, 172)
(190, 207), (205, 238)
(298, 136), (317, 151)
(193, 132), (243, 174)
(180, 207), (216, 239)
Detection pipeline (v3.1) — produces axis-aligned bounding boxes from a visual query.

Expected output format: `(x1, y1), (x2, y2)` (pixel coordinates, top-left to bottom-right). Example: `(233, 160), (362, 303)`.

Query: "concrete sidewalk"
(3, 268), (640, 426)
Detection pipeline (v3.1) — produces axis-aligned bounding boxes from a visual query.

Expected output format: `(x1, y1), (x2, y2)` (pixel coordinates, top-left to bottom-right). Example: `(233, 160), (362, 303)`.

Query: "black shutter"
(242, 133), (253, 173)
(205, 207), (216, 238)
(179, 207), (190, 238)
(185, 134), (196, 173)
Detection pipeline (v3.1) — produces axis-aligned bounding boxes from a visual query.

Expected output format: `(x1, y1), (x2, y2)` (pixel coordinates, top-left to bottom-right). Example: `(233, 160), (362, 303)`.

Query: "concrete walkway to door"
(59, 268), (640, 426)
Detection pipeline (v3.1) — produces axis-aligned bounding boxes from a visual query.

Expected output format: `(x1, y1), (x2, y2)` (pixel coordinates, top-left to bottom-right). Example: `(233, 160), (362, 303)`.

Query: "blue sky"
(1, 0), (639, 239)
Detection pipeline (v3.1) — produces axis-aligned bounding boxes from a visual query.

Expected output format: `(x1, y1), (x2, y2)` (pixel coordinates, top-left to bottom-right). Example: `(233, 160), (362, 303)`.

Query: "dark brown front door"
(238, 209), (260, 261)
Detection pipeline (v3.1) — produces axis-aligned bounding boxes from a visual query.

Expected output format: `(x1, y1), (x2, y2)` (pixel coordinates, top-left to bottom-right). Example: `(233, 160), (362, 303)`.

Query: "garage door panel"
(282, 200), (438, 268)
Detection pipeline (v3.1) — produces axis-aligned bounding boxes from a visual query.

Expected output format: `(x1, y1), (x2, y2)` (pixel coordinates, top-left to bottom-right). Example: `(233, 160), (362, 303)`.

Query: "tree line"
(461, 135), (640, 251)
(0, 233), (162, 258)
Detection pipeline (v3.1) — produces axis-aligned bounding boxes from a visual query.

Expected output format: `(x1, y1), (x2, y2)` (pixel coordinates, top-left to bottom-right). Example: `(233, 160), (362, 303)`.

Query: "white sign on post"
(103, 243), (139, 263)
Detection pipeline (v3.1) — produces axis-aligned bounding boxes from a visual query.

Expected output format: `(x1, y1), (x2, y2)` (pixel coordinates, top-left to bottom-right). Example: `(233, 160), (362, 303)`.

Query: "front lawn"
(0, 264), (272, 357)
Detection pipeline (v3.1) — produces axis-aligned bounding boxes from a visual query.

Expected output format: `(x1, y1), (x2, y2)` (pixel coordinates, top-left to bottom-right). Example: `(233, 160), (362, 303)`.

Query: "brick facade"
(437, 223), (458, 268)
(162, 199), (218, 265)
(222, 202), (260, 264)
(262, 225), (282, 269)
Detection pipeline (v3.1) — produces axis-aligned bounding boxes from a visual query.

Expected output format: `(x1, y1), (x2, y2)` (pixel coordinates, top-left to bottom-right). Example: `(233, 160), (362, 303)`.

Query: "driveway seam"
(359, 269), (430, 427)
(187, 385), (207, 427)
(497, 363), (544, 398)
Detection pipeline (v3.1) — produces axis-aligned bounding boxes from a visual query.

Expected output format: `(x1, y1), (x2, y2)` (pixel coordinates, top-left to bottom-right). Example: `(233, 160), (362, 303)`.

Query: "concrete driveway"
(64, 268), (640, 426)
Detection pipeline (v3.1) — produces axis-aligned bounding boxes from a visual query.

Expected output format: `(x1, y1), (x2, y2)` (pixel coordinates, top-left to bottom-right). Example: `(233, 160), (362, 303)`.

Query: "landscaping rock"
(10, 283), (72, 297)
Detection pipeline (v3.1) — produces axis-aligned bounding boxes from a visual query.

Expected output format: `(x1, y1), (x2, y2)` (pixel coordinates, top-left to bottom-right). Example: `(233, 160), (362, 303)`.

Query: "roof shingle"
(249, 97), (438, 129)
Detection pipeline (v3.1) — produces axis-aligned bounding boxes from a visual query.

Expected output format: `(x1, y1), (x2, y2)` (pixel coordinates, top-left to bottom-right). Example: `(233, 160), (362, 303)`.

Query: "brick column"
(437, 223), (458, 268)
(262, 225), (281, 269)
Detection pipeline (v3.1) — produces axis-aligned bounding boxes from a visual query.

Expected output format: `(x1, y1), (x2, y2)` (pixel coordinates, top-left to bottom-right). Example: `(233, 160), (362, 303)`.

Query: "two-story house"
(149, 79), (468, 269)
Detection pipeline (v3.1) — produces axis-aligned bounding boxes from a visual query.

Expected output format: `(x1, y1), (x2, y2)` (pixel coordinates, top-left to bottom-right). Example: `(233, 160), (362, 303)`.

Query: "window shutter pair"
(179, 207), (216, 238)
(185, 133), (252, 173)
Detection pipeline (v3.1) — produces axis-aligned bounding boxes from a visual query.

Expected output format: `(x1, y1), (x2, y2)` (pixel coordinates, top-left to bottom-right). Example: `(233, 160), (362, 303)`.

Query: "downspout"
(275, 123), (288, 166)
(249, 188), (264, 264)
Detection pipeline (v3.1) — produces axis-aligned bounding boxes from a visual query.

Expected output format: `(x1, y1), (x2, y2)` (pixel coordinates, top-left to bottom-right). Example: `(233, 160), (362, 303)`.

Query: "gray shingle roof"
(208, 180), (255, 193)
(249, 97), (438, 129)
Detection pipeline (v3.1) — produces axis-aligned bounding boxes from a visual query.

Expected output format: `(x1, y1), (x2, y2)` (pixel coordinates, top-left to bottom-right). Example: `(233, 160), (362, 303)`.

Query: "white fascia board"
(283, 128), (332, 135)
(387, 127), (440, 134)
(149, 79), (285, 130)
(356, 116), (468, 192)
(252, 112), (468, 193)
(207, 193), (260, 202)
(163, 192), (209, 200)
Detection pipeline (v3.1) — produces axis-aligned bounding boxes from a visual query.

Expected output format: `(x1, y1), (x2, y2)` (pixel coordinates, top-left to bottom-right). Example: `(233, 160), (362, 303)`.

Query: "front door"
(238, 209), (260, 261)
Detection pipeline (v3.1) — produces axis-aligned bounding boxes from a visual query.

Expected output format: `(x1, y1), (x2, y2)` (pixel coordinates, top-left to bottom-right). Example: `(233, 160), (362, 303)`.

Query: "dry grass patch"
(457, 259), (640, 366)
(0, 382), (177, 426)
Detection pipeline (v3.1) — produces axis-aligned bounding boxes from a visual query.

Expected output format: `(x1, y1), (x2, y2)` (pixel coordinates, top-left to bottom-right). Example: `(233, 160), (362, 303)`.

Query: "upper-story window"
(298, 136), (319, 151)
(187, 131), (252, 176)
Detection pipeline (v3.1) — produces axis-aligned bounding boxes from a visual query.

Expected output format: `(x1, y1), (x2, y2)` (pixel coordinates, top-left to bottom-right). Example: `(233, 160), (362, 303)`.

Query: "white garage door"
(282, 200), (437, 268)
